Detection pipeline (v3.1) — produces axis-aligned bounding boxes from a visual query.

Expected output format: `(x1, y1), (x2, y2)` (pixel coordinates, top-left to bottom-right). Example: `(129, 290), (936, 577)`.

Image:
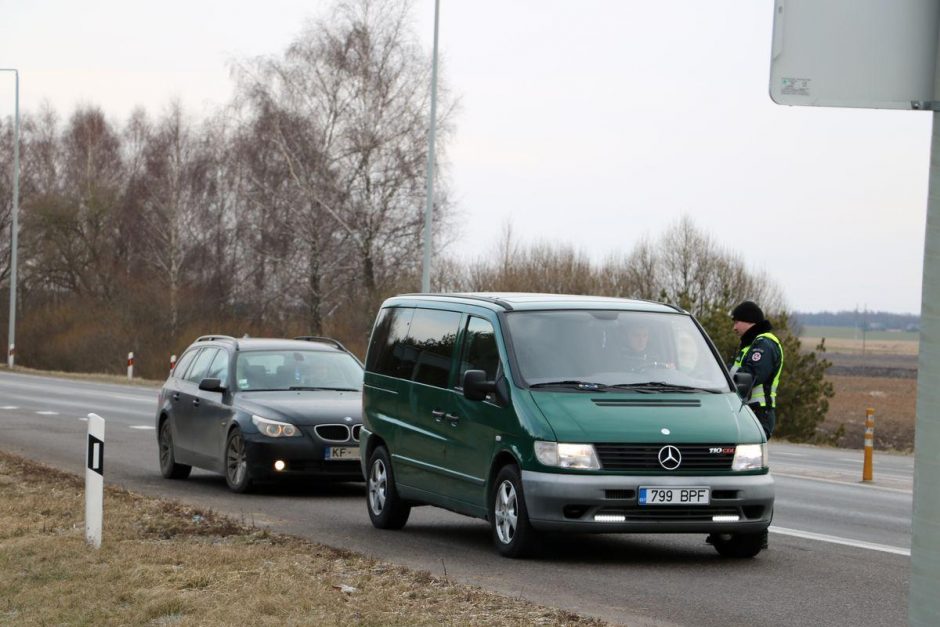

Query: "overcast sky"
(0, 0), (931, 314)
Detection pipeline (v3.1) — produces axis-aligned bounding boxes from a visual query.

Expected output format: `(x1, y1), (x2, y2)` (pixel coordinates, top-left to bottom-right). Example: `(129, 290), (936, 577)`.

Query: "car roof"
(186, 336), (352, 353)
(382, 292), (683, 314)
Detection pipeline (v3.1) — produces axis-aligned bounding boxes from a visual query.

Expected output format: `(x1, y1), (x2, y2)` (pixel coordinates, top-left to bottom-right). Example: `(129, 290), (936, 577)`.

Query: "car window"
(185, 348), (219, 384)
(236, 350), (363, 391)
(407, 308), (462, 388)
(369, 307), (416, 378)
(205, 349), (230, 386)
(172, 349), (198, 380)
(458, 316), (500, 383)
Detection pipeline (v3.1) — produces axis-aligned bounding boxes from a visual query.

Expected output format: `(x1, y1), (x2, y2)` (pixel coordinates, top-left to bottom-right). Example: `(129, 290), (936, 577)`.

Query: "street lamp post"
(421, 0), (440, 293)
(1, 69), (19, 368)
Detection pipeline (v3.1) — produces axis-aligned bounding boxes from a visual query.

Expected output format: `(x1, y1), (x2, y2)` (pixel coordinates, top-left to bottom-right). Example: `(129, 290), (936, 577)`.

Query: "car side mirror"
(463, 369), (497, 402)
(198, 377), (226, 393)
(733, 372), (754, 399)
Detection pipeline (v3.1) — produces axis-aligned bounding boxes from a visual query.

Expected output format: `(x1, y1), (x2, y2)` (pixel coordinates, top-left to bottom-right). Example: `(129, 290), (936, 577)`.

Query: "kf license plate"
(638, 486), (710, 506)
(324, 446), (359, 460)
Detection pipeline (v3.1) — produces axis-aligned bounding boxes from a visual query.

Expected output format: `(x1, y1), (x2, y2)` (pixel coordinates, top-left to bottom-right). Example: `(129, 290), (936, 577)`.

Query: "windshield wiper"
(288, 386), (360, 392)
(608, 382), (722, 393)
(530, 380), (606, 390)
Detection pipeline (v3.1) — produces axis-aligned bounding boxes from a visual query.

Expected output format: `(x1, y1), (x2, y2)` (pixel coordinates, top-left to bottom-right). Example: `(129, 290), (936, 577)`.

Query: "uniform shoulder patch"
(751, 351), (762, 362)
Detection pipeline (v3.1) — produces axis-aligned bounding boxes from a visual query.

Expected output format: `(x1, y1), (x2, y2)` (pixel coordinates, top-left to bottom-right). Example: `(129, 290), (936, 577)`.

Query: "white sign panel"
(770, 0), (940, 110)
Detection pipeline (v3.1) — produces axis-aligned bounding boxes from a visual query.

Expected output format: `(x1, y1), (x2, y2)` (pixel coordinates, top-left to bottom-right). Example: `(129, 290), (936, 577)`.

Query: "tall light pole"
(421, 0), (440, 293)
(1, 69), (18, 369)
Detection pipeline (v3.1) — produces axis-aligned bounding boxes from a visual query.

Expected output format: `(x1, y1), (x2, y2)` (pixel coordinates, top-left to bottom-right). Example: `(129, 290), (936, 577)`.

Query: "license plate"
(638, 486), (710, 505)
(324, 446), (359, 460)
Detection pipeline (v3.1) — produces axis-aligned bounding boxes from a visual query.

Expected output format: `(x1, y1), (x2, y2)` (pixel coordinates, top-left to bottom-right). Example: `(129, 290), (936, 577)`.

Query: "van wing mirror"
(463, 369), (497, 402)
(198, 377), (226, 393)
(732, 372), (754, 399)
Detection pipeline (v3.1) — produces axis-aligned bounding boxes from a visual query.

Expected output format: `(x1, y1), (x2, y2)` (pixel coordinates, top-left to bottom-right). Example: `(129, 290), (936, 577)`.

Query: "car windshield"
(505, 309), (730, 392)
(235, 350), (363, 392)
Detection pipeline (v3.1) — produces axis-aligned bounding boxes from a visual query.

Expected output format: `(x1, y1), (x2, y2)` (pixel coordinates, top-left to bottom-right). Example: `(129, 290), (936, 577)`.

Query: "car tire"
(707, 530), (767, 558)
(225, 428), (253, 493)
(366, 445), (410, 529)
(490, 464), (539, 558)
(158, 420), (191, 480)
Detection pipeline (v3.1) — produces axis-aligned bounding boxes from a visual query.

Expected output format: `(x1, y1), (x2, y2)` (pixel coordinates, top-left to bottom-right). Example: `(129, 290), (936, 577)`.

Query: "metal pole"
(420, 0), (440, 293)
(909, 41), (940, 623)
(1, 69), (18, 369)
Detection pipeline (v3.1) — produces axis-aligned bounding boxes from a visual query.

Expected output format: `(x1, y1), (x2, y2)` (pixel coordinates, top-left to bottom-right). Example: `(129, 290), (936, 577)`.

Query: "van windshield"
(505, 310), (730, 392)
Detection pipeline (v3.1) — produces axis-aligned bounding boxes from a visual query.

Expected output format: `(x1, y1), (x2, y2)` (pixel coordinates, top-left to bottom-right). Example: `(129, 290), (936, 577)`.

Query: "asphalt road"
(0, 370), (912, 626)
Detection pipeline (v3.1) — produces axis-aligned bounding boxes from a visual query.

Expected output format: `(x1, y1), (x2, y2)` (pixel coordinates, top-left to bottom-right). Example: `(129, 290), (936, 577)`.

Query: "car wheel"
(707, 530), (767, 558)
(225, 428), (253, 493)
(491, 464), (539, 558)
(366, 446), (410, 529)
(158, 420), (191, 480)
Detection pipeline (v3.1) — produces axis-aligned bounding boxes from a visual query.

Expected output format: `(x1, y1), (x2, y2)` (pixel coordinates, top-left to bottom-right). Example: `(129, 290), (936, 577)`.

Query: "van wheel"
(158, 420), (191, 479)
(225, 429), (253, 493)
(707, 530), (767, 558)
(491, 465), (539, 558)
(367, 446), (410, 529)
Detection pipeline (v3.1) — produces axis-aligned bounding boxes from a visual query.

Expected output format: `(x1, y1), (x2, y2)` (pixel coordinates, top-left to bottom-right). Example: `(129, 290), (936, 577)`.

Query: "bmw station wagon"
(156, 335), (365, 492)
(360, 293), (774, 558)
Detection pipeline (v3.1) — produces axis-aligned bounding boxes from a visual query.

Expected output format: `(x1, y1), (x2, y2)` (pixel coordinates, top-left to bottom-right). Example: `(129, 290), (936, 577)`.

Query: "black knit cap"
(731, 300), (764, 323)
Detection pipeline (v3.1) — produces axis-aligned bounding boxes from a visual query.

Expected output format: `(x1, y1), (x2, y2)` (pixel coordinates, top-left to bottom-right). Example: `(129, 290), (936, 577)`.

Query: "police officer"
(730, 301), (784, 438)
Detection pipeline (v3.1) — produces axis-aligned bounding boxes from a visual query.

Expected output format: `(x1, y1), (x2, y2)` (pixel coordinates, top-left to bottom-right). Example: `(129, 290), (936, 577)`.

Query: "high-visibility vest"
(732, 332), (784, 408)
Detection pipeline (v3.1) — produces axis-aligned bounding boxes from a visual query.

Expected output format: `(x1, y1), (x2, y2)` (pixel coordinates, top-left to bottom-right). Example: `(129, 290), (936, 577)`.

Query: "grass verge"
(0, 451), (606, 626)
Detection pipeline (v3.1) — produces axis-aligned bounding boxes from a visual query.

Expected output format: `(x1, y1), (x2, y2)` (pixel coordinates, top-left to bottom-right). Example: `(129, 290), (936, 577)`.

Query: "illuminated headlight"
(251, 414), (301, 438)
(534, 441), (600, 470)
(732, 443), (767, 470)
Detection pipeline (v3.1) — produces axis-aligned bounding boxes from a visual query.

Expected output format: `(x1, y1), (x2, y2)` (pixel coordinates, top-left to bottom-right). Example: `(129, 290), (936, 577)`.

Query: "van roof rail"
(294, 336), (350, 352)
(400, 293), (515, 311)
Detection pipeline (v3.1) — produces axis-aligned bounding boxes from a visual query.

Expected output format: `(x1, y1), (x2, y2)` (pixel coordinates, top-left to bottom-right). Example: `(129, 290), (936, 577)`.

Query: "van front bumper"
(521, 470), (774, 534)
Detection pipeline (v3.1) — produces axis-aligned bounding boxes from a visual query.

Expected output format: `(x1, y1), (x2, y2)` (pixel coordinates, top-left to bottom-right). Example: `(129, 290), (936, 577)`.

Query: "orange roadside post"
(862, 407), (874, 482)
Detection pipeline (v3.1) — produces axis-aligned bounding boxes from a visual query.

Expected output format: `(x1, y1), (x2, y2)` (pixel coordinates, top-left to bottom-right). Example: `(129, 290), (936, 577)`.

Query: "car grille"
(314, 424), (352, 442)
(594, 444), (735, 471)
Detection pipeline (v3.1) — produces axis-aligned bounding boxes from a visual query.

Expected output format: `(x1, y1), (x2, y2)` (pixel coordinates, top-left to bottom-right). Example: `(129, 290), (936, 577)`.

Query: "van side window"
(459, 317), (499, 383)
(407, 308), (462, 388)
(370, 307), (415, 378)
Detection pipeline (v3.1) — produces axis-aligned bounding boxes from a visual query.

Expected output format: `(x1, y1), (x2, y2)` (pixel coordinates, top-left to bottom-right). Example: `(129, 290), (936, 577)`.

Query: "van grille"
(594, 444), (735, 471)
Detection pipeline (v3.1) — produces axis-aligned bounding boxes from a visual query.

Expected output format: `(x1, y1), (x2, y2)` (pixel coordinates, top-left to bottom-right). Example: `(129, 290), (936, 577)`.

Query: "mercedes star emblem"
(658, 445), (682, 470)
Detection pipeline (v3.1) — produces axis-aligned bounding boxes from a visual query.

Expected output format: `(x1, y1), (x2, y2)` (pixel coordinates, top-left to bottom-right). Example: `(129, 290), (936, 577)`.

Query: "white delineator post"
(169, 353), (176, 375)
(85, 413), (105, 549)
(127, 352), (134, 380)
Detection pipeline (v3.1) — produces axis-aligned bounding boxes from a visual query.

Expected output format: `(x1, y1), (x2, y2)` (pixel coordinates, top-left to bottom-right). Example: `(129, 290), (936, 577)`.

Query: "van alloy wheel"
(490, 465), (538, 558)
(494, 479), (519, 545)
(365, 446), (410, 529)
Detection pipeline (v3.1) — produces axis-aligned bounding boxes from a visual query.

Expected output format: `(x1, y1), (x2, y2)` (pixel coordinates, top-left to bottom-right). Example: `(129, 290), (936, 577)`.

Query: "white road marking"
(773, 471), (912, 494)
(78, 417), (88, 422)
(770, 526), (910, 557)
(0, 405), (18, 410)
(129, 425), (155, 430)
(773, 451), (807, 457)
(36, 410), (58, 415)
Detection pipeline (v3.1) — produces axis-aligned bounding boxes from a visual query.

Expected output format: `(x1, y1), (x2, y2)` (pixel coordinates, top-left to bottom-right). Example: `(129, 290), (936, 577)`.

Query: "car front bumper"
(243, 432), (363, 481)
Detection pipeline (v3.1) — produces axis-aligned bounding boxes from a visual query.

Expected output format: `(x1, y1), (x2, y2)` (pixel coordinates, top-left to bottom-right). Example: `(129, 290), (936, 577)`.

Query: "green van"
(360, 293), (773, 558)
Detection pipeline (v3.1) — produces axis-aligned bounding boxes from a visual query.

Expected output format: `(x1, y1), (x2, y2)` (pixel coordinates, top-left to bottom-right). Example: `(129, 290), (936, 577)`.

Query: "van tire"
(491, 465), (539, 558)
(707, 530), (767, 558)
(367, 446), (410, 529)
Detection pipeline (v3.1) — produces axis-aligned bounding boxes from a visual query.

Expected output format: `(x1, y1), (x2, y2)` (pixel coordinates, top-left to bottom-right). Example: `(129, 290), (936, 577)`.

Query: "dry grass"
(0, 452), (607, 627)
(817, 374), (916, 452)
(801, 336), (919, 356)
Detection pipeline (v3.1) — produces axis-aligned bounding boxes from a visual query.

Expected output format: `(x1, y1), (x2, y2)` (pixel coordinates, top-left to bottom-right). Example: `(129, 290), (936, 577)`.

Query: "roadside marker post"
(862, 408), (875, 482)
(169, 353), (176, 375)
(85, 413), (105, 549)
(127, 352), (134, 380)
(6, 343), (12, 369)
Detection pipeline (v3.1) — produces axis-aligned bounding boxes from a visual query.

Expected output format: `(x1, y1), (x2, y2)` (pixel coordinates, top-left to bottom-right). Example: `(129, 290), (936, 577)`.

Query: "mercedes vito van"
(360, 293), (773, 558)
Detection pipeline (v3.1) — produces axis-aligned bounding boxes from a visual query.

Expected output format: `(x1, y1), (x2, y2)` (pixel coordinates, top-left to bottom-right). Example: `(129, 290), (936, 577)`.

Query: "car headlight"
(251, 414), (301, 438)
(534, 441), (600, 470)
(732, 443), (767, 470)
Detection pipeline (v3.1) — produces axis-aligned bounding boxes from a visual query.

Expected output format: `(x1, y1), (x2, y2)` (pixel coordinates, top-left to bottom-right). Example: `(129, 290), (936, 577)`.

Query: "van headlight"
(534, 441), (600, 470)
(251, 414), (301, 438)
(732, 443), (767, 470)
